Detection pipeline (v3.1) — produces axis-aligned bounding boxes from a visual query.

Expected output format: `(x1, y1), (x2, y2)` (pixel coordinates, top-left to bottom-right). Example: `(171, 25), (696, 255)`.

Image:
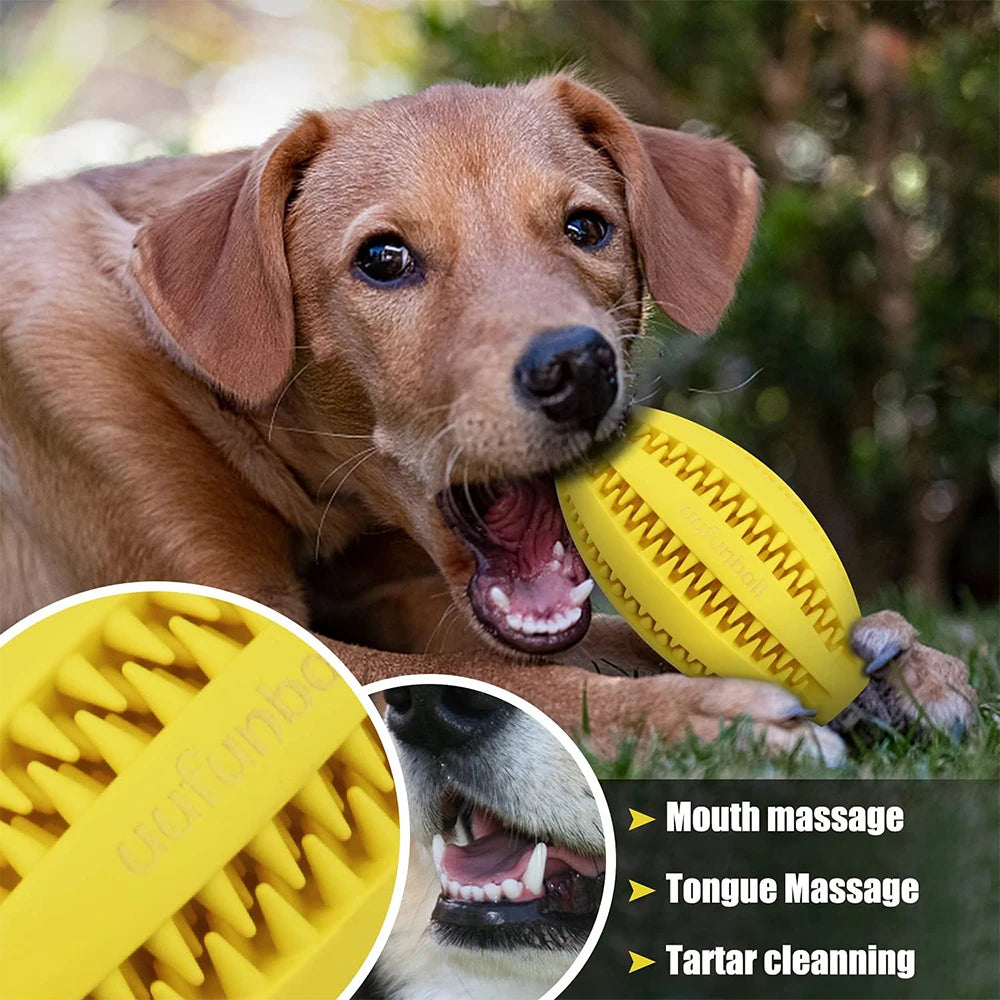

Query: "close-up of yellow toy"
(559, 407), (867, 724)
(0, 590), (400, 1000)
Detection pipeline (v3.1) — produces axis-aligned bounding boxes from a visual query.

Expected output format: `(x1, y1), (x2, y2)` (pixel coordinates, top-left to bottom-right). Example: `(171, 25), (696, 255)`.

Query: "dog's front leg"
(314, 636), (844, 764)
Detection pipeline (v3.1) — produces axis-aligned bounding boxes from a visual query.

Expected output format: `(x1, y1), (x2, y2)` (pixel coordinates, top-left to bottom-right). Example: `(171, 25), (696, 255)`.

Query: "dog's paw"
(583, 673), (846, 765)
(844, 610), (978, 738)
(693, 677), (847, 765)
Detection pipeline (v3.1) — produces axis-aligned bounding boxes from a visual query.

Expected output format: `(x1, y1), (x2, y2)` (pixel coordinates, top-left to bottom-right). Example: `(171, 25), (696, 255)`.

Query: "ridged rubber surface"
(558, 408), (866, 723)
(0, 592), (399, 1000)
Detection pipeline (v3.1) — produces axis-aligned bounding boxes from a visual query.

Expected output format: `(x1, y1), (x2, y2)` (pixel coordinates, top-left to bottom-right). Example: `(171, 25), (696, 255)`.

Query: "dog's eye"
(353, 235), (420, 286)
(565, 210), (612, 250)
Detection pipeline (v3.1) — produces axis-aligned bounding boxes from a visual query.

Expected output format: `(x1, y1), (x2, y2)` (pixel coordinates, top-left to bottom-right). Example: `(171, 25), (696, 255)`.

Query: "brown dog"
(0, 76), (973, 758)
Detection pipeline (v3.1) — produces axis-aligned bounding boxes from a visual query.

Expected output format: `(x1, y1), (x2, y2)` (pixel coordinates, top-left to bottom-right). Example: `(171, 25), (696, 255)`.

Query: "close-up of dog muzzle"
(383, 685), (607, 955)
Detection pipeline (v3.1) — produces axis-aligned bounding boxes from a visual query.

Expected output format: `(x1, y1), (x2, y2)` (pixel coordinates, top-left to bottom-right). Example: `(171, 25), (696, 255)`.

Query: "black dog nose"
(514, 325), (618, 433)
(384, 685), (510, 752)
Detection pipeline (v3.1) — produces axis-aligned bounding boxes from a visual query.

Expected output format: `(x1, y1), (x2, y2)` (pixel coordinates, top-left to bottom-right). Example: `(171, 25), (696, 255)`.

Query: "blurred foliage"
(1, 0), (996, 606)
(415, 0), (999, 606)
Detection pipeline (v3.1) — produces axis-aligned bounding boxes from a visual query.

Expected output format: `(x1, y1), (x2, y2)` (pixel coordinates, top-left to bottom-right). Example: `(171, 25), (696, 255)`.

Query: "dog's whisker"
(265, 360), (315, 442)
(315, 446), (378, 500)
(255, 423), (374, 440)
(418, 400), (459, 417)
(461, 459), (487, 534)
(442, 445), (462, 494)
(438, 606), (464, 651)
(422, 421), (457, 478)
(633, 381), (663, 405)
(606, 296), (646, 314)
(314, 447), (378, 560)
(423, 603), (459, 654)
(689, 366), (764, 395)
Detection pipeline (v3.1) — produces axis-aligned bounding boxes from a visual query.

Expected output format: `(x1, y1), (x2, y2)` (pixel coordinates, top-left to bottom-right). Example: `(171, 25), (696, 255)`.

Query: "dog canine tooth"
(523, 842), (547, 895)
(553, 541), (565, 560)
(432, 833), (445, 870)
(489, 586), (510, 612)
(569, 579), (594, 605)
(500, 878), (523, 900)
(454, 813), (472, 846)
(483, 882), (502, 902)
(440, 872), (449, 892)
(566, 606), (582, 626)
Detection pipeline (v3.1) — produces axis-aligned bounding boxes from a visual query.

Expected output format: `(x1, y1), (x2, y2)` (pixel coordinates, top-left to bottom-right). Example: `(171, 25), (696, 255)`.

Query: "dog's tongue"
(442, 830), (535, 885)
(440, 808), (606, 888)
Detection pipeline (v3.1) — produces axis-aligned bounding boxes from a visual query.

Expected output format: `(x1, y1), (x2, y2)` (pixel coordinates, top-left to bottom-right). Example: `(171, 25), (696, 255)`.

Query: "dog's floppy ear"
(130, 113), (329, 406)
(540, 75), (760, 335)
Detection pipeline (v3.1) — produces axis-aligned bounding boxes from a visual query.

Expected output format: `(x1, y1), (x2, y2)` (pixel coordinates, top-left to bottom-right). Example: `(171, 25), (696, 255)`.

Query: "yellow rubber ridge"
(558, 407), (867, 723)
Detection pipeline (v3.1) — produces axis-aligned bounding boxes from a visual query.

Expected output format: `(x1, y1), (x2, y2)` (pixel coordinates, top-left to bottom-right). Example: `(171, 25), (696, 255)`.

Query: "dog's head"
(381, 684), (605, 989)
(129, 76), (759, 656)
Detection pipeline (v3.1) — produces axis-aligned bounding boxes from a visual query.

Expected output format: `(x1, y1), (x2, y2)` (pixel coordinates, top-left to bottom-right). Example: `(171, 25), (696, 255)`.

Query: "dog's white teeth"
(569, 578), (595, 605)
(553, 541), (565, 560)
(470, 886), (485, 902)
(548, 559), (561, 571)
(460, 885), (475, 901)
(440, 872), (449, 892)
(448, 880), (461, 897)
(523, 842), (547, 895)
(506, 603), (584, 637)
(489, 586), (511, 613)
(483, 882), (502, 902)
(454, 815), (472, 846)
(432, 834), (445, 869)
(501, 878), (524, 901)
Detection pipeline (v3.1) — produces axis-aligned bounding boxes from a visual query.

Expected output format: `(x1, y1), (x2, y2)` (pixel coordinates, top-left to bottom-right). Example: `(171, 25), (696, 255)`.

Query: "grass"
(586, 595), (999, 780)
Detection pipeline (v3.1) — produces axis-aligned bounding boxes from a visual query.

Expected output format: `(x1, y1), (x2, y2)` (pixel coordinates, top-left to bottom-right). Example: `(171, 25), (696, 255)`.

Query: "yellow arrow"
(628, 879), (655, 901)
(628, 951), (656, 973)
(628, 808), (655, 830)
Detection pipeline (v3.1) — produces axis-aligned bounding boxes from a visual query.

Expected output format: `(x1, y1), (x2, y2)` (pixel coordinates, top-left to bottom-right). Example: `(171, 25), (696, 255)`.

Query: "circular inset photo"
(0, 584), (407, 1000)
(360, 677), (614, 1000)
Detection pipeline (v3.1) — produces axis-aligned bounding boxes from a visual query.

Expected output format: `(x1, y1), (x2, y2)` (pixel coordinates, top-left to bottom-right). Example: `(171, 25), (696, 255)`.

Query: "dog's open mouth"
(437, 477), (592, 653)
(429, 788), (605, 951)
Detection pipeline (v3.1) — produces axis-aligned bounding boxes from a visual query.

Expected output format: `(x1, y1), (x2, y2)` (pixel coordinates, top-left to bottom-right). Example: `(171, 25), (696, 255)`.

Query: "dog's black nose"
(384, 685), (509, 752)
(514, 325), (618, 433)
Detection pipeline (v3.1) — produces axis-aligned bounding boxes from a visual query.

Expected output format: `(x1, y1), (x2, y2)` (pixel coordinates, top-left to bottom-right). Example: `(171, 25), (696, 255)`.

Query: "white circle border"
(363, 672), (617, 1000)
(0, 581), (411, 1000)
